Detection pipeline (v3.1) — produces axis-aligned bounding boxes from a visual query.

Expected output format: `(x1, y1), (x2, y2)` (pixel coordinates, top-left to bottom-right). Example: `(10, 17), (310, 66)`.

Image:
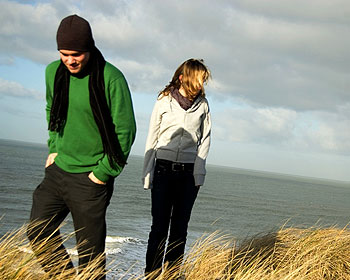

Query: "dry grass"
(0, 223), (106, 279)
(2, 224), (350, 279)
(153, 226), (350, 280)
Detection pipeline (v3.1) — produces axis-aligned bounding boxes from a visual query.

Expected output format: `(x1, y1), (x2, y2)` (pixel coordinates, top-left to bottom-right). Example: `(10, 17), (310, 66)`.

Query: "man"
(27, 15), (136, 278)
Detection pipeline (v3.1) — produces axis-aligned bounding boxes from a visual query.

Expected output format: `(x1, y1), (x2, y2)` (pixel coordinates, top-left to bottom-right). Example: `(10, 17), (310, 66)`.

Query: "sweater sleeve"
(142, 99), (162, 189)
(92, 74), (136, 182)
(193, 102), (211, 186)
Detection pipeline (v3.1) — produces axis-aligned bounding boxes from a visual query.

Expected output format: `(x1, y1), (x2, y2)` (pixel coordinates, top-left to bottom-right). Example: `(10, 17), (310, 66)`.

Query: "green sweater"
(46, 60), (136, 182)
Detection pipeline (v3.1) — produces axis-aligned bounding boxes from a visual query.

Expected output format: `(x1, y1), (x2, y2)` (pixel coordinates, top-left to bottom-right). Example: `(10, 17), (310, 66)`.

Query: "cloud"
(0, 56), (14, 66)
(302, 105), (350, 155)
(214, 103), (350, 155)
(0, 0), (349, 180)
(0, 1), (60, 63)
(214, 106), (297, 143)
(233, 0), (350, 25)
(1, 0), (349, 112)
(0, 77), (43, 99)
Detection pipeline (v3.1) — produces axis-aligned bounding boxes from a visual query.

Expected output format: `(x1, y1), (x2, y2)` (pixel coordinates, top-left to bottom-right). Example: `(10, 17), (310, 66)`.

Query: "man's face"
(59, 50), (90, 74)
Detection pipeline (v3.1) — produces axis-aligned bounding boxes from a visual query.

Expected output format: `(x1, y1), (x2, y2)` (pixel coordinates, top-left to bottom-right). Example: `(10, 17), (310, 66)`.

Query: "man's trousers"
(27, 162), (114, 279)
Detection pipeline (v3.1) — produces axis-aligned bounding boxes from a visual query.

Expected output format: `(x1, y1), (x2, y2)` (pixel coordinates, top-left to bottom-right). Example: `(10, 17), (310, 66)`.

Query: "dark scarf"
(48, 47), (126, 167)
(170, 87), (195, 110)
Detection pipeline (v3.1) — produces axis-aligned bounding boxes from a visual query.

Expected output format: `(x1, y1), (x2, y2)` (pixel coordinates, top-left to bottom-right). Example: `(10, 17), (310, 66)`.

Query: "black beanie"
(56, 15), (95, 52)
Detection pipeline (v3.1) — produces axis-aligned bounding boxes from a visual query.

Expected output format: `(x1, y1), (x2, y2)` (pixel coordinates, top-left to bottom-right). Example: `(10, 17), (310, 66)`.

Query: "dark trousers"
(145, 160), (199, 274)
(27, 163), (114, 279)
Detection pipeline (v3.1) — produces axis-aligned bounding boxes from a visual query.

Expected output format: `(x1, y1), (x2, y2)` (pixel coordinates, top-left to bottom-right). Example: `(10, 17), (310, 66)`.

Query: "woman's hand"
(88, 172), (106, 185)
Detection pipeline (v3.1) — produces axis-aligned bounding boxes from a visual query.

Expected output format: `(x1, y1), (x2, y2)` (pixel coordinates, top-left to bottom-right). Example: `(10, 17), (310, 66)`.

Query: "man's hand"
(88, 172), (106, 185)
(45, 153), (58, 168)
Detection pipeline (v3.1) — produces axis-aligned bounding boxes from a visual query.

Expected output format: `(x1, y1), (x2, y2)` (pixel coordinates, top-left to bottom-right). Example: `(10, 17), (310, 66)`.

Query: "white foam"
(19, 246), (32, 254)
(67, 248), (78, 256)
(106, 248), (122, 255)
(106, 236), (141, 244)
(17, 238), (133, 258)
(19, 245), (80, 257)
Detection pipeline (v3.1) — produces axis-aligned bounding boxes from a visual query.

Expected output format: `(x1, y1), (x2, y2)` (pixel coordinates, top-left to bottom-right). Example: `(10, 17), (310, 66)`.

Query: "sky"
(0, 0), (349, 182)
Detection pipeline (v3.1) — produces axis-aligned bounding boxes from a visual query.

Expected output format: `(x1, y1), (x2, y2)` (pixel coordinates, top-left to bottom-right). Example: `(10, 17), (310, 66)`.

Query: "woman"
(142, 58), (212, 275)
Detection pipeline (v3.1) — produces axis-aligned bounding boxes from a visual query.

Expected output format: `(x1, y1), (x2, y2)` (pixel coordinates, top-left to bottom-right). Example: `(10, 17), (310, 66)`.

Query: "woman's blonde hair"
(160, 58), (211, 101)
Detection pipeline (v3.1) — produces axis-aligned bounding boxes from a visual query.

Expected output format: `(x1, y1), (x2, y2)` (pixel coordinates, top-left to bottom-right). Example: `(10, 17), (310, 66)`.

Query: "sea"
(1, 138), (350, 279)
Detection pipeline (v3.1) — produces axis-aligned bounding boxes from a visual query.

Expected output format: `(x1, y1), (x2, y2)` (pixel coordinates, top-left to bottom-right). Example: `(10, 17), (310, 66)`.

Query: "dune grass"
(2, 224), (350, 279)
(0, 223), (106, 280)
(147, 226), (350, 280)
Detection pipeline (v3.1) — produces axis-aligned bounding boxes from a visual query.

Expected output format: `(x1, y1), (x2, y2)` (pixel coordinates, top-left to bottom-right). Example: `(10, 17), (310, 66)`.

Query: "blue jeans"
(145, 159), (199, 273)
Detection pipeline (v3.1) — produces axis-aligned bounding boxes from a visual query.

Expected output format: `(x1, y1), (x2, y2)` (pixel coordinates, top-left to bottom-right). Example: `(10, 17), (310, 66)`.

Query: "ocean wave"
(18, 246), (79, 257)
(19, 246), (32, 254)
(65, 248), (123, 256)
(106, 248), (123, 255)
(67, 248), (78, 256)
(106, 236), (143, 244)
(20, 246), (122, 257)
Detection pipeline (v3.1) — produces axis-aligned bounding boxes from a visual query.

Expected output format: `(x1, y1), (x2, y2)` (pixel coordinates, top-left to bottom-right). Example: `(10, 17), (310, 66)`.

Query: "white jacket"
(142, 94), (211, 189)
